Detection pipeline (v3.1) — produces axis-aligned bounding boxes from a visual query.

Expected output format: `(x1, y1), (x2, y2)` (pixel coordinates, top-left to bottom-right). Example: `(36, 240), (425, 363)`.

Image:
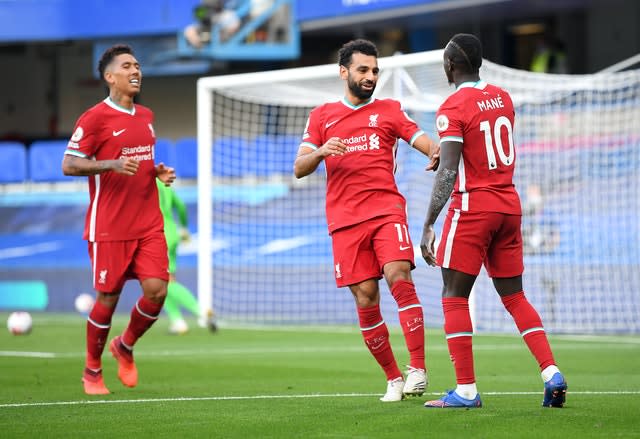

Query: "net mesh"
(198, 50), (640, 333)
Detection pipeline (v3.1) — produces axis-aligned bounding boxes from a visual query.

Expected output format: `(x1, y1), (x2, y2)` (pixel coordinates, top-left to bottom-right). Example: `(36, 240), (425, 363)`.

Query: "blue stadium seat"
(174, 136), (254, 179)
(174, 137), (198, 179)
(213, 136), (250, 178)
(0, 141), (28, 183)
(154, 138), (175, 168)
(29, 140), (74, 182)
(249, 134), (300, 176)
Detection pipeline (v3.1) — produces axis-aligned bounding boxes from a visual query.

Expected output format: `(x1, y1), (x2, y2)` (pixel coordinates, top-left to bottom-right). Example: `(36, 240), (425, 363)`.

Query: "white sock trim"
(455, 383), (478, 400)
(135, 300), (159, 320)
(87, 317), (111, 329)
(397, 304), (422, 312)
(541, 365), (561, 382)
(521, 327), (545, 337)
(360, 320), (385, 331)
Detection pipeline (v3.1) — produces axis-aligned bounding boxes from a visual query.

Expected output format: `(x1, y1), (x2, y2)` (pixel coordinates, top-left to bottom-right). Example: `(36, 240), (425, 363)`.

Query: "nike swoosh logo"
(399, 245), (411, 251)
(409, 325), (423, 332)
(325, 120), (339, 128)
(370, 342), (385, 350)
(112, 129), (126, 136)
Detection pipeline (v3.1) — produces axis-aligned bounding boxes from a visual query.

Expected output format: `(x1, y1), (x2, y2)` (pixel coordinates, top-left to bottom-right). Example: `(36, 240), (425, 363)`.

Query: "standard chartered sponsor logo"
(120, 144), (154, 161)
(369, 133), (380, 149)
(342, 134), (367, 145)
(342, 133), (381, 153)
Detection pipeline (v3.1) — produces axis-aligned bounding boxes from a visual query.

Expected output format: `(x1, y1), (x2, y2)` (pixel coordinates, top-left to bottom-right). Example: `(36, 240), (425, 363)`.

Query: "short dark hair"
(98, 44), (134, 81)
(446, 33), (482, 73)
(338, 39), (378, 68)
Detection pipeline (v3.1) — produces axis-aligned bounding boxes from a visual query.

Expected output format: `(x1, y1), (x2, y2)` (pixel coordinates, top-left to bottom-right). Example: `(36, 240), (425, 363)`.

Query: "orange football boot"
(109, 336), (138, 387)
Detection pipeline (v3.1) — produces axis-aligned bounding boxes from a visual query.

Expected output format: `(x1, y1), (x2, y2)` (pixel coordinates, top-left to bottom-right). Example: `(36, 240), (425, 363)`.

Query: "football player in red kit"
(294, 39), (440, 402)
(420, 33), (567, 408)
(63, 44), (175, 395)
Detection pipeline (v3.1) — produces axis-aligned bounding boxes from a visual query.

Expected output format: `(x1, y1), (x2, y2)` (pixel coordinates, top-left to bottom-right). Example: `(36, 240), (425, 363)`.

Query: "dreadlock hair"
(97, 44), (134, 82)
(338, 39), (378, 68)
(446, 33), (482, 73)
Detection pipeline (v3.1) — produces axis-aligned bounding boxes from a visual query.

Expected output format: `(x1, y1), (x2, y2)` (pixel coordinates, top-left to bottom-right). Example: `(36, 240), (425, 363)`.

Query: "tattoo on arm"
(63, 155), (114, 176)
(424, 168), (457, 226)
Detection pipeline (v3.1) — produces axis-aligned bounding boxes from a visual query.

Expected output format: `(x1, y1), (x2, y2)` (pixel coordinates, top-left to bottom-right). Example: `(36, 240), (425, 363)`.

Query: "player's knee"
(141, 279), (168, 304)
(384, 265), (412, 287)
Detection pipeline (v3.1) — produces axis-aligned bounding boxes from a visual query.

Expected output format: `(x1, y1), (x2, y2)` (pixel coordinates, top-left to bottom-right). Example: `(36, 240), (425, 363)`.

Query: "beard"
(347, 77), (375, 100)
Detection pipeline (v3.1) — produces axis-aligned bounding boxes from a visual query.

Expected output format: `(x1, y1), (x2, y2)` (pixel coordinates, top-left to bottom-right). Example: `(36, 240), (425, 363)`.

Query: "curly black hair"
(97, 44), (135, 81)
(338, 39), (378, 68)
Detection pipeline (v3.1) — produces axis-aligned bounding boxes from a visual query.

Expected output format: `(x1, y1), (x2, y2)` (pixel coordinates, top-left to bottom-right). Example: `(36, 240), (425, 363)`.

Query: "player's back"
(437, 81), (521, 214)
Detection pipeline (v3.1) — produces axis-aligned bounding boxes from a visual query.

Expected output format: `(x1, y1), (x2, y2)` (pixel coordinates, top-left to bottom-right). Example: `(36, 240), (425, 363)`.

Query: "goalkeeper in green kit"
(157, 179), (217, 334)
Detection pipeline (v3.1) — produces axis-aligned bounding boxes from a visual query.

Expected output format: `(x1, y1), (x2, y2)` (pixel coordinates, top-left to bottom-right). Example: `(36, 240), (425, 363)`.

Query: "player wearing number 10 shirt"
(295, 39), (440, 403)
(420, 33), (566, 409)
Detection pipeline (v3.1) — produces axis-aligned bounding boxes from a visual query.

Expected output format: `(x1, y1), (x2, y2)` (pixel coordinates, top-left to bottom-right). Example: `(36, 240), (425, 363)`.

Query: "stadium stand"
(213, 136), (250, 178)
(174, 137), (199, 179)
(0, 141), (28, 183)
(250, 134), (299, 176)
(154, 138), (176, 168)
(28, 140), (73, 183)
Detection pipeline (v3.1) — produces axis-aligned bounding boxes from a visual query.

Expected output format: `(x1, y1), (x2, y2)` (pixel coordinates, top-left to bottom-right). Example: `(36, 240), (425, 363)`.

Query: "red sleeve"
(391, 100), (422, 144)
(435, 94), (465, 142)
(66, 110), (103, 158)
(301, 105), (324, 150)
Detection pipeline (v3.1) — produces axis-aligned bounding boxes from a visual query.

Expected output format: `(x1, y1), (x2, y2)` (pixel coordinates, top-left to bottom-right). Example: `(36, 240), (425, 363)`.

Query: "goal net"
(196, 50), (640, 333)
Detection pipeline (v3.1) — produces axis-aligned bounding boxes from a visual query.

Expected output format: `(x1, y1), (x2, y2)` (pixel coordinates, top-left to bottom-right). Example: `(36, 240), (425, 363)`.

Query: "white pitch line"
(1, 391), (639, 409)
(0, 351), (56, 358)
(1, 340), (637, 360)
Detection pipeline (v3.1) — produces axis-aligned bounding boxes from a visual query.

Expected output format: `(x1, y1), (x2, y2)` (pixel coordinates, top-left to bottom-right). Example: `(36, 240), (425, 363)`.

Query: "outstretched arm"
(420, 140), (462, 266)
(412, 133), (440, 171)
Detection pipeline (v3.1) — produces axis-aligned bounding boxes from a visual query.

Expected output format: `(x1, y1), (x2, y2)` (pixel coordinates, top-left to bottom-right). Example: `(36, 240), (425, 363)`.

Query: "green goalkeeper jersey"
(156, 179), (188, 272)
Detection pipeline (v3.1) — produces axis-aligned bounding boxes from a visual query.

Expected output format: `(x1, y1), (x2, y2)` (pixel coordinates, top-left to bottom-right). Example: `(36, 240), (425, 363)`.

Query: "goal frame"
(195, 49), (446, 314)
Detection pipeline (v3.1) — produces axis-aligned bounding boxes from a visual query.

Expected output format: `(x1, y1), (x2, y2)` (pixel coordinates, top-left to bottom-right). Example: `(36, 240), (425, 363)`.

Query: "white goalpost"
(196, 49), (640, 333)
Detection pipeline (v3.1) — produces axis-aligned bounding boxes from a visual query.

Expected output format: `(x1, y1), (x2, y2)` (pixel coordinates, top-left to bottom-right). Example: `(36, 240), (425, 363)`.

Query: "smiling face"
(104, 53), (142, 97)
(340, 51), (379, 104)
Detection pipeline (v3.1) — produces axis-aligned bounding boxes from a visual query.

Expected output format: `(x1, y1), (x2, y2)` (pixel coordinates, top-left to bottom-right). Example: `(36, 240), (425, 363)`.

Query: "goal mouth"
(194, 49), (640, 333)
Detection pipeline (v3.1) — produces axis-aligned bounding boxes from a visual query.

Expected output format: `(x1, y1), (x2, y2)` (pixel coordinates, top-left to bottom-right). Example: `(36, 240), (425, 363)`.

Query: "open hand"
(156, 163), (176, 186)
(420, 225), (437, 266)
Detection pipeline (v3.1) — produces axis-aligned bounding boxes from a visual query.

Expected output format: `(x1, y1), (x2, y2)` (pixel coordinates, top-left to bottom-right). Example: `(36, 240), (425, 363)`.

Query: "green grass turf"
(0, 312), (639, 438)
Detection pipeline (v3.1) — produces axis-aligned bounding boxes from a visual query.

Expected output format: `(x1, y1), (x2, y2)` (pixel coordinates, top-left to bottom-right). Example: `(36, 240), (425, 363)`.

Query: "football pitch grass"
(1, 313), (639, 438)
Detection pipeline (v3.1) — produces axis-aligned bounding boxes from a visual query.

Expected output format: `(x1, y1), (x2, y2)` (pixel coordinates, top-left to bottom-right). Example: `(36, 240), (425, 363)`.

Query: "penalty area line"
(1, 390), (639, 409)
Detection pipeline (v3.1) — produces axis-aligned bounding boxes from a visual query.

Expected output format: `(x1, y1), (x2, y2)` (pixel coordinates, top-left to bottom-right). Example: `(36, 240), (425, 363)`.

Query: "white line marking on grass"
(0, 393), (378, 408)
(553, 335), (640, 344)
(0, 351), (57, 358)
(2, 339), (637, 360)
(1, 391), (639, 409)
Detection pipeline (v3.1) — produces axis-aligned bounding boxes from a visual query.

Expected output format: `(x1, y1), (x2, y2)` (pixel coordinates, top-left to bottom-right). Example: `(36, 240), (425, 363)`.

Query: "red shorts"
(436, 210), (523, 278)
(331, 215), (415, 287)
(88, 231), (169, 293)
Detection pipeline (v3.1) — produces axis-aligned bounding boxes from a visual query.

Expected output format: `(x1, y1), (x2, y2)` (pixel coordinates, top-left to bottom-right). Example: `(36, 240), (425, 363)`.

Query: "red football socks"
(442, 297), (475, 384)
(390, 279), (425, 370)
(501, 291), (556, 370)
(357, 304), (402, 381)
(122, 296), (163, 348)
(86, 299), (115, 370)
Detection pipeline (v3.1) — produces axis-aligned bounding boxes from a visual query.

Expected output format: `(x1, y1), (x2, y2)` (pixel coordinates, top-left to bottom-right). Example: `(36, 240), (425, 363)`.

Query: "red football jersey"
(65, 98), (164, 241)
(436, 81), (521, 214)
(302, 97), (424, 233)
